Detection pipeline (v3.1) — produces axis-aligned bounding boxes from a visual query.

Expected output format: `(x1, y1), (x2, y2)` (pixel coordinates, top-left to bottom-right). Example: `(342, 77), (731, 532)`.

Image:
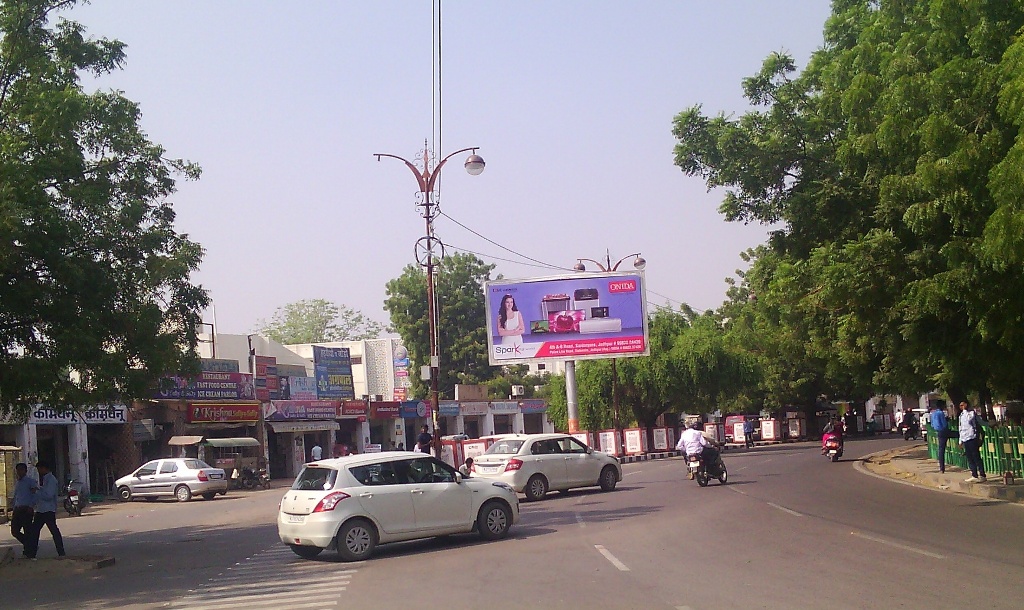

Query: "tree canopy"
(255, 299), (387, 344)
(0, 0), (209, 418)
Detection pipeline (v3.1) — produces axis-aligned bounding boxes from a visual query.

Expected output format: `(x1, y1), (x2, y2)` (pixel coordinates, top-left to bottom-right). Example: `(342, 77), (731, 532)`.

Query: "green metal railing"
(926, 423), (1024, 477)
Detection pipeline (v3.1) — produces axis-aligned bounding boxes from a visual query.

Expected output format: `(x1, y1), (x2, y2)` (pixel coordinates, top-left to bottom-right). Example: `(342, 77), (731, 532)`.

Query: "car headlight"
(492, 482), (514, 491)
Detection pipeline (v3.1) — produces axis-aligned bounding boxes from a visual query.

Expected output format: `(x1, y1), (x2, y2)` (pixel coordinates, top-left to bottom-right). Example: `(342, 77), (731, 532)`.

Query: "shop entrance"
(35, 425), (69, 483)
(493, 414), (514, 435)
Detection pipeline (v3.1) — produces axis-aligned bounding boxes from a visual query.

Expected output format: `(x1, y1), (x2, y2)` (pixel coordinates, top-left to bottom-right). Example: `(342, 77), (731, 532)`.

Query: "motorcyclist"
(821, 416), (844, 454)
(676, 421), (723, 472)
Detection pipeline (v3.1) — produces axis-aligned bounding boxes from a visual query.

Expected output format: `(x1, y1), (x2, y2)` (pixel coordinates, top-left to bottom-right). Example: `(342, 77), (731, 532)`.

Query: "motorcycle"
(898, 421), (921, 441)
(63, 479), (83, 516)
(822, 432), (843, 462)
(239, 466), (269, 490)
(685, 451), (728, 487)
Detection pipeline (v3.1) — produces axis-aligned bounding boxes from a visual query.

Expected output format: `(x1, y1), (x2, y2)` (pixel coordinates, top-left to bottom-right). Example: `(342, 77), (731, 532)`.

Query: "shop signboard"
(438, 401), (460, 417)
(484, 272), (650, 365)
(153, 372), (255, 400)
(392, 388), (408, 401)
(460, 402), (489, 416)
(341, 400), (368, 417)
(520, 400), (548, 414)
(400, 401), (431, 419)
(28, 404), (128, 425)
(187, 403), (259, 423)
(254, 355), (279, 402)
(263, 400), (340, 421)
(313, 346), (355, 399)
(370, 401), (401, 419)
(286, 377), (318, 400)
(490, 401), (519, 414)
(201, 358), (240, 373)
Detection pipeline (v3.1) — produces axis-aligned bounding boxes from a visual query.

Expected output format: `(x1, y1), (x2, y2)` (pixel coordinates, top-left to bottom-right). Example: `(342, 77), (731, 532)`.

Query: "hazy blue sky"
(66, 1), (833, 334)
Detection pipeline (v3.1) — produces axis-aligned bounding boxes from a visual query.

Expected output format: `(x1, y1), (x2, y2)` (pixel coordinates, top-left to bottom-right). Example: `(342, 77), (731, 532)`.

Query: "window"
(404, 457), (456, 484)
(158, 462), (178, 474)
(184, 459), (210, 470)
(531, 439), (563, 455)
(564, 437), (590, 454)
(292, 466), (338, 491)
(485, 440), (525, 455)
(349, 462), (402, 486)
(537, 364), (546, 371)
(137, 461), (159, 477)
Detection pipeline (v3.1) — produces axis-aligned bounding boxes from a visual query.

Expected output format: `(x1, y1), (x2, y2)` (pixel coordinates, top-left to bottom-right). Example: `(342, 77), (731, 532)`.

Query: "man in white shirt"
(676, 421), (722, 468)
(958, 402), (986, 483)
(310, 443), (323, 461)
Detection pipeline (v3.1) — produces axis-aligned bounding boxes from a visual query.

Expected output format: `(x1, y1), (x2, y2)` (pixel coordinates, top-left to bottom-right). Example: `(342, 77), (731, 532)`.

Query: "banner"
(153, 372), (255, 400)
(341, 400), (368, 416)
(187, 403), (259, 423)
(254, 355), (278, 402)
(400, 401), (431, 419)
(263, 400), (339, 421)
(520, 399), (549, 414)
(283, 376), (317, 400)
(484, 272), (649, 364)
(313, 346), (355, 399)
(28, 404), (128, 425)
(201, 358), (240, 373)
(370, 401), (401, 418)
(438, 401), (461, 416)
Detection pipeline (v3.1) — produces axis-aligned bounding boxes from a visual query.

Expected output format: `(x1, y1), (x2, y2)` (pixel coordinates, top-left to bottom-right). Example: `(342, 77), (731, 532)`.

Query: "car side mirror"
(454, 472), (463, 483)
(586, 447), (593, 454)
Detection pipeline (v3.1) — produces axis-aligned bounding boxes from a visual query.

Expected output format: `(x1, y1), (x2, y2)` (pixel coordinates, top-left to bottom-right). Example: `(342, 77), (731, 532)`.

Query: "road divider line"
(727, 487), (747, 496)
(623, 470), (641, 476)
(767, 502), (803, 517)
(595, 544), (630, 571)
(851, 531), (946, 559)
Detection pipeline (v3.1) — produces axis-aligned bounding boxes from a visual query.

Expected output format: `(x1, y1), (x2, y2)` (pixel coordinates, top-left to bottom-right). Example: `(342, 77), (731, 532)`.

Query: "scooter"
(898, 421), (921, 441)
(822, 432), (843, 462)
(685, 451), (728, 487)
(63, 479), (83, 516)
(239, 466), (269, 490)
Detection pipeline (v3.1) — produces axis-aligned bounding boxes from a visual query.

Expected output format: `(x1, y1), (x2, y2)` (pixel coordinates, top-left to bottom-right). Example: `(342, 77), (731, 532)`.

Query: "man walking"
(742, 419), (755, 449)
(10, 463), (37, 557)
(25, 460), (66, 559)
(929, 403), (952, 474)
(958, 402), (987, 483)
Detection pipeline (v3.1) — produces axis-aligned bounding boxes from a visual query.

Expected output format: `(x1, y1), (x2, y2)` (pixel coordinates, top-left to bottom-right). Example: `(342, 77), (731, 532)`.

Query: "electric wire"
(437, 210), (573, 272)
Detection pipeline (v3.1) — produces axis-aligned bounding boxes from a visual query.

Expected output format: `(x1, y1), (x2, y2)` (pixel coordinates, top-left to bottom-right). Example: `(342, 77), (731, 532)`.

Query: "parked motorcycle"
(685, 452), (728, 487)
(822, 432), (843, 462)
(63, 479), (83, 516)
(239, 466), (269, 490)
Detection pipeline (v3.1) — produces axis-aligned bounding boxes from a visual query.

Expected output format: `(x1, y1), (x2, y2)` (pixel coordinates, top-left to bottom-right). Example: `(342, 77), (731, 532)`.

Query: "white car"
(470, 433), (622, 501)
(115, 458), (228, 502)
(277, 451), (519, 561)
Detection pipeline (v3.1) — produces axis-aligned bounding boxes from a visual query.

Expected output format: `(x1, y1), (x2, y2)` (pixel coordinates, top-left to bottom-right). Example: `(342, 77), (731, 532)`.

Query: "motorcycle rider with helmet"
(676, 421), (724, 472)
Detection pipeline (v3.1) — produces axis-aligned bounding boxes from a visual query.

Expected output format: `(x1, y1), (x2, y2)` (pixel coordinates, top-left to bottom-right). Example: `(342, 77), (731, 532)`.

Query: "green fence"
(926, 423), (1024, 477)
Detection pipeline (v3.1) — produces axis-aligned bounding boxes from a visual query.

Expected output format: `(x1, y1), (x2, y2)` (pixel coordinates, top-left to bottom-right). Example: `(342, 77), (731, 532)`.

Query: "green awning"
(203, 437), (260, 448)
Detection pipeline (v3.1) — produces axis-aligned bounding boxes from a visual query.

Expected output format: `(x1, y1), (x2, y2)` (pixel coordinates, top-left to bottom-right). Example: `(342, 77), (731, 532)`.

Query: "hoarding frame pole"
(566, 360), (579, 433)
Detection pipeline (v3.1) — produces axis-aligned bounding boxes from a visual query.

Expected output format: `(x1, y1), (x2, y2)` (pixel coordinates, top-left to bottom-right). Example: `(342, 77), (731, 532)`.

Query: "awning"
(203, 437), (261, 448)
(268, 421), (340, 433)
(167, 435), (204, 446)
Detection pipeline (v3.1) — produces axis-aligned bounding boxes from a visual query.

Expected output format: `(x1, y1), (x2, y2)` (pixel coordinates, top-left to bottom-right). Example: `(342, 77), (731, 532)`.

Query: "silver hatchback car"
(115, 458), (228, 502)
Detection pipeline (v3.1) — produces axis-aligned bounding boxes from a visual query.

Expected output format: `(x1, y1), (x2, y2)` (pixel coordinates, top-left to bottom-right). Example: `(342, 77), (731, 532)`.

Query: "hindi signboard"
(313, 346), (355, 399)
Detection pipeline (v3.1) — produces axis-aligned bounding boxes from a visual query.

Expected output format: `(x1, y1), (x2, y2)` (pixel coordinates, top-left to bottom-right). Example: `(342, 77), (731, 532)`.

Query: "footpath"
(857, 442), (1024, 504)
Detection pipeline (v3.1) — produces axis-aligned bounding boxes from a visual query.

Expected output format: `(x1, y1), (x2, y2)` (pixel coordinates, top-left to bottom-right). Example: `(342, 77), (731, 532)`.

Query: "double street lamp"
(375, 143), (485, 456)
(566, 252), (646, 435)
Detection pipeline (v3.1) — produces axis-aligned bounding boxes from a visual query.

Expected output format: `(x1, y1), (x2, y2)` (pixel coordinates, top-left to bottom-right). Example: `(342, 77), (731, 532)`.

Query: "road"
(3, 436), (1023, 610)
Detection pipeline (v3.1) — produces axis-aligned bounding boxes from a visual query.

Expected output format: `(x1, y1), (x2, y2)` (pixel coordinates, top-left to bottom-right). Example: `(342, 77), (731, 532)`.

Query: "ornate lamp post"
(569, 252), (646, 434)
(375, 143), (484, 456)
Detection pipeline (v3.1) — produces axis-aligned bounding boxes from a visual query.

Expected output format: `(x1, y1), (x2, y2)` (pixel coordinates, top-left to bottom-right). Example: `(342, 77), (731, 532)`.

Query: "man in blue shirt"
(10, 463), (37, 557)
(928, 403), (951, 474)
(25, 460), (66, 559)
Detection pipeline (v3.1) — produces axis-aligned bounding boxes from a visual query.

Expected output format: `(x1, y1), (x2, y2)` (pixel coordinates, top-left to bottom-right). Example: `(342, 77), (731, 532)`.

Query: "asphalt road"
(3, 436), (1023, 610)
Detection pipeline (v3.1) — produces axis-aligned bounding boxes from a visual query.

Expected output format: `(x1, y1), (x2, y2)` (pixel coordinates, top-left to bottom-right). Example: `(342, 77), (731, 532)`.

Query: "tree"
(0, 0), (209, 419)
(383, 252), (496, 400)
(255, 299), (387, 344)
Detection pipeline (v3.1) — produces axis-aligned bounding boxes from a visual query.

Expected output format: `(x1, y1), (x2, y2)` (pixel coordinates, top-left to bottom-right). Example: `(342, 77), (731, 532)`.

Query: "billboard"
(484, 272), (649, 365)
(153, 372), (255, 400)
(312, 345), (355, 399)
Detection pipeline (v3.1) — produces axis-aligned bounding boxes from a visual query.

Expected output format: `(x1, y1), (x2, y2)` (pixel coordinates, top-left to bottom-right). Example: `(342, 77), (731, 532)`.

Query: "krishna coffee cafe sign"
(28, 404), (128, 425)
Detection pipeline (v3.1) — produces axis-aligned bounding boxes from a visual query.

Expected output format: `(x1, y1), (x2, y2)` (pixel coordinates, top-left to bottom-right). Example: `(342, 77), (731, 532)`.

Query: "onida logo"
(608, 279), (637, 293)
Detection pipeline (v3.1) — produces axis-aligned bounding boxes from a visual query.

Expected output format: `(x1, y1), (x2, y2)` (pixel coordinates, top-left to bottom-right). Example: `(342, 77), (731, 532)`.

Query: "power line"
(437, 210), (573, 271)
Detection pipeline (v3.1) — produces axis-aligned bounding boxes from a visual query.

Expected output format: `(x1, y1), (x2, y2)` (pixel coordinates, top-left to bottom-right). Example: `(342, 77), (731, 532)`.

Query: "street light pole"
(375, 143), (485, 457)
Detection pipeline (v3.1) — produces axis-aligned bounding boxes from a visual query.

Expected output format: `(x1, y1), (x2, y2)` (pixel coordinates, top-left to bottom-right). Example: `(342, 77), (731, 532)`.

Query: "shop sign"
(341, 400), (368, 417)
(490, 401), (519, 414)
(28, 404), (128, 425)
(370, 401), (401, 419)
(392, 388), (407, 401)
(187, 403), (259, 423)
(263, 400), (339, 421)
(438, 401), (460, 417)
(254, 356), (279, 402)
(153, 372), (255, 400)
(400, 401), (431, 419)
(460, 402), (489, 416)
(201, 358), (240, 373)
(520, 400), (549, 414)
(132, 419), (159, 441)
(313, 346), (355, 399)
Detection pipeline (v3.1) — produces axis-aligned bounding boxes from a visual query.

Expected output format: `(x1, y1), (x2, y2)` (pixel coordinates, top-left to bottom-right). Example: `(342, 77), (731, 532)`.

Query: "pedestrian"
(958, 402), (987, 483)
(416, 425), (433, 454)
(310, 442), (323, 461)
(928, 403), (952, 474)
(459, 457), (474, 477)
(25, 460), (65, 559)
(10, 463), (38, 558)
(742, 418), (754, 449)
(396, 442), (405, 451)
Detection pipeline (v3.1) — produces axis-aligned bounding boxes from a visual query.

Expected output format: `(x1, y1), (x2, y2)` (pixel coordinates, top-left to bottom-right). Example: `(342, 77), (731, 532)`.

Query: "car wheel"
(477, 501), (512, 541)
(202, 492), (217, 500)
(289, 544), (323, 559)
(599, 466), (618, 491)
(118, 486), (132, 502)
(336, 519), (377, 562)
(175, 485), (193, 502)
(524, 474), (548, 501)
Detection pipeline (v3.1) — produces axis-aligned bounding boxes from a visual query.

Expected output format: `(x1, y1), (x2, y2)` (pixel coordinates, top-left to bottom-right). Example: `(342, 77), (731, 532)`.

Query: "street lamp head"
(633, 255), (646, 270)
(573, 261), (586, 272)
(464, 154), (485, 176)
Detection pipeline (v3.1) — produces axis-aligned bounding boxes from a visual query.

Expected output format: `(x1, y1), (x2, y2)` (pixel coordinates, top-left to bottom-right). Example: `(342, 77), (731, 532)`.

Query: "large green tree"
(255, 299), (387, 344)
(383, 252), (496, 400)
(674, 1), (1024, 408)
(0, 0), (209, 419)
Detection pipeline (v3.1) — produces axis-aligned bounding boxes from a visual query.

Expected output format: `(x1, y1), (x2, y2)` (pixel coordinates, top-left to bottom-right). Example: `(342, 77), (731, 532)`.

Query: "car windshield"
(184, 459), (211, 470)
(485, 440), (525, 455)
(292, 466), (338, 491)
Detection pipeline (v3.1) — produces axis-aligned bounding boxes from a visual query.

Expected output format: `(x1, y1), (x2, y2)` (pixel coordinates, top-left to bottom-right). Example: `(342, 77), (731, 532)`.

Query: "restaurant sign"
(187, 403), (259, 423)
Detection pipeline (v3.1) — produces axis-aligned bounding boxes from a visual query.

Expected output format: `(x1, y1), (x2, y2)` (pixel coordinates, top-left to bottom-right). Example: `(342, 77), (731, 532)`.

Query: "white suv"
(277, 452), (519, 561)
(470, 433), (622, 501)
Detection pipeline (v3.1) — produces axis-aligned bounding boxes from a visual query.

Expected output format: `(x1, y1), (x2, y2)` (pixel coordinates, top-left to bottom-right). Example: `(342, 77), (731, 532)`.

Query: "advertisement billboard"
(484, 272), (649, 364)
(152, 372), (255, 400)
(313, 345), (355, 399)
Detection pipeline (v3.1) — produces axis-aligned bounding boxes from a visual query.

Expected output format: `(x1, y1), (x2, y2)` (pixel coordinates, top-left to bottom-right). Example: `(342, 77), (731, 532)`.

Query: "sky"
(65, 1), (833, 334)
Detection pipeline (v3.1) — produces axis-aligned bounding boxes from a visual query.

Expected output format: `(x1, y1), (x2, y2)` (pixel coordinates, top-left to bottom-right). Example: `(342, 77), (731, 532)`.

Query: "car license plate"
(287, 515), (305, 524)
(479, 466), (499, 474)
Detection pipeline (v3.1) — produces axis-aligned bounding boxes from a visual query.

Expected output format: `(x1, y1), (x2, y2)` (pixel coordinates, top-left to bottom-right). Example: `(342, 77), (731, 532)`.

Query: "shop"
(400, 400), (434, 450)
(520, 400), (552, 434)
(459, 401), (490, 438)
(490, 401), (523, 435)
(368, 401), (403, 450)
(335, 400), (370, 456)
(263, 400), (341, 478)
(438, 401), (461, 437)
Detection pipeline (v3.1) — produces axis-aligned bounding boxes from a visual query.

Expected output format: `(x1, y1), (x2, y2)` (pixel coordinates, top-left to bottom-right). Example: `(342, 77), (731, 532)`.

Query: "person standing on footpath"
(742, 419), (754, 449)
(25, 460), (66, 559)
(958, 402), (987, 483)
(416, 425), (433, 454)
(928, 403), (952, 474)
(10, 463), (38, 557)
